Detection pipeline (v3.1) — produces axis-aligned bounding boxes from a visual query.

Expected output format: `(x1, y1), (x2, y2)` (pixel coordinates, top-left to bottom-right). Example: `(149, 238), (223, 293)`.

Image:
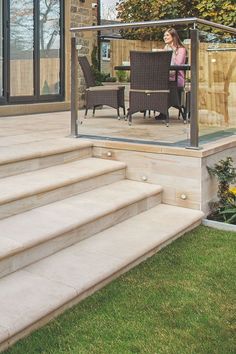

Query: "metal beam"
(70, 36), (79, 138)
(189, 28), (200, 149)
(70, 17), (236, 35)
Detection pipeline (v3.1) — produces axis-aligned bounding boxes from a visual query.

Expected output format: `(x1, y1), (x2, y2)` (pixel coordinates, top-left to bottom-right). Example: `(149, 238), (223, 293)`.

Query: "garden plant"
(207, 157), (236, 224)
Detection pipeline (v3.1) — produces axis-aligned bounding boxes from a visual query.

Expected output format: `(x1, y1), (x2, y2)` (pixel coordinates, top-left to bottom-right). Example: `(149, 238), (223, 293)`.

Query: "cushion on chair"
(86, 86), (125, 92)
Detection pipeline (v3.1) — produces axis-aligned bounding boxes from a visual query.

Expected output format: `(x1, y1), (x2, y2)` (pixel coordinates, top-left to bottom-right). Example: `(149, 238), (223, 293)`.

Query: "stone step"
(0, 180), (162, 278)
(0, 138), (93, 178)
(0, 157), (127, 219)
(0, 204), (203, 352)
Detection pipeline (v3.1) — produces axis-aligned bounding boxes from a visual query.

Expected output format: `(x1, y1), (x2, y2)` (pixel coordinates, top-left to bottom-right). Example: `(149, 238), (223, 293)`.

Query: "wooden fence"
(110, 39), (162, 76)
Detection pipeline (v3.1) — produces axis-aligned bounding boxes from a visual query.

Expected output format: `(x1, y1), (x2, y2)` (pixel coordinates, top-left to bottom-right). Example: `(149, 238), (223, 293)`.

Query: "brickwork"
(70, 0), (98, 106)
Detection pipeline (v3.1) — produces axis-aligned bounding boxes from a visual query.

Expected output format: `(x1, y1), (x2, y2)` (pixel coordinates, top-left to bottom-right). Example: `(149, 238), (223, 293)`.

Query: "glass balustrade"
(78, 34), (193, 147)
(198, 29), (236, 143)
(71, 19), (236, 147)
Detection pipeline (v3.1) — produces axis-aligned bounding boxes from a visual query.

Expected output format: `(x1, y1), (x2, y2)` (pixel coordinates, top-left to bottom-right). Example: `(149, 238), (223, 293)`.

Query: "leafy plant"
(104, 76), (117, 82)
(90, 46), (109, 85)
(116, 0), (235, 40)
(207, 157), (236, 224)
(116, 70), (128, 82)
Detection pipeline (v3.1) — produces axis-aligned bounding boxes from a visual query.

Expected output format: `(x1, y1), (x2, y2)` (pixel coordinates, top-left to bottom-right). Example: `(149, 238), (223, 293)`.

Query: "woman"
(163, 28), (187, 87)
(155, 28), (187, 121)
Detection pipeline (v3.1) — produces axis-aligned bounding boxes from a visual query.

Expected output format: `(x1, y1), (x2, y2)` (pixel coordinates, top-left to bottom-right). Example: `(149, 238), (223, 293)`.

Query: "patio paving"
(0, 108), (235, 151)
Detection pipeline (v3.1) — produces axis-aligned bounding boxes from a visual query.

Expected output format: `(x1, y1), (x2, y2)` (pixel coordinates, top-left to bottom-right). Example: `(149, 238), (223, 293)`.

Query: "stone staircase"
(0, 138), (203, 352)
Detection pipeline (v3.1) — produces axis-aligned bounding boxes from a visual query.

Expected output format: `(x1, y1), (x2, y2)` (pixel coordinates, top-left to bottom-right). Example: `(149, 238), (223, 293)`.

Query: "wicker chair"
(78, 56), (125, 119)
(127, 51), (172, 127)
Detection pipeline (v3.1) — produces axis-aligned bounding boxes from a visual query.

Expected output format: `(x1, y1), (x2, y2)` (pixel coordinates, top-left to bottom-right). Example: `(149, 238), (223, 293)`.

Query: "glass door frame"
(0, 0), (8, 103)
(3, 0), (65, 105)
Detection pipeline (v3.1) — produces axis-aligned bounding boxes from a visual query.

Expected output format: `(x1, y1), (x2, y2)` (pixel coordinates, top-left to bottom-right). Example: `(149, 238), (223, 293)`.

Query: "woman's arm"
(173, 47), (186, 65)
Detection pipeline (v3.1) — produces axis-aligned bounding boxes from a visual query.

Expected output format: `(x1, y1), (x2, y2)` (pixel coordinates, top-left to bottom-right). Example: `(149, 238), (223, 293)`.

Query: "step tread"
(0, 138), (92, 165)
(0, 157), (126, 205)
(0, 180), (162, 259)
(0, 204), (203, 344)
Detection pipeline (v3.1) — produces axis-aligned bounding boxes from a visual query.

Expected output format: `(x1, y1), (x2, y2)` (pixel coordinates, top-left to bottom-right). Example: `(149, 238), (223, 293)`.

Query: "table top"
(114, 64), (191, 71)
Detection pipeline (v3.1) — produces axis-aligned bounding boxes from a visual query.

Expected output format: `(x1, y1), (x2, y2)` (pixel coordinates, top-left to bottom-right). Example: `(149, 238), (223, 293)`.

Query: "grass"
(4, 226), (236, 354)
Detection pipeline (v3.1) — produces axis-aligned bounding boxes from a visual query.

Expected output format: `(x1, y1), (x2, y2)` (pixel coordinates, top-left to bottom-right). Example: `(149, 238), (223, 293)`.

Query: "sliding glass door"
(10, 0), (34, 97)
(40, 0), (61, 96)
(1, 0), (64, 104)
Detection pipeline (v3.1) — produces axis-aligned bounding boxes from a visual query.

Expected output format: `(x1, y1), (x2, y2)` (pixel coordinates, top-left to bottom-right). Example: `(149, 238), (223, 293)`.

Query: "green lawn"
(4, 226), (236, 354)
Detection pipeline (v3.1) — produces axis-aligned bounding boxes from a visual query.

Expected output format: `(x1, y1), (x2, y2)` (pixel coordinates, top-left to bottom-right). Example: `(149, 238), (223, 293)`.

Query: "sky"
(101, 0), (117, 6)
(100, 0), (118, 19)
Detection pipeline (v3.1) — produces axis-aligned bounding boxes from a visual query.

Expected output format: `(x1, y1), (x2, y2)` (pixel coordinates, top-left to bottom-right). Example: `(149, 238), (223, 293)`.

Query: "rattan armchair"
(128, 51), (172, 126)
(78, 56), (125, 119)
(127, 51), (172, 127)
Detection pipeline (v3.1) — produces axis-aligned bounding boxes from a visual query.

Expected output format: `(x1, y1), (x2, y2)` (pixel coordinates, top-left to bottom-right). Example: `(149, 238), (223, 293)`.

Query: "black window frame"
(0, 0), (8, 104)
(1, 0), (65, 105)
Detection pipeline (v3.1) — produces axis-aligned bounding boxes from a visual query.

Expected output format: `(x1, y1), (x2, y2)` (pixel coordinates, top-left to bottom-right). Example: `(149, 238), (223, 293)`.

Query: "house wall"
(70, 0), (100, 108)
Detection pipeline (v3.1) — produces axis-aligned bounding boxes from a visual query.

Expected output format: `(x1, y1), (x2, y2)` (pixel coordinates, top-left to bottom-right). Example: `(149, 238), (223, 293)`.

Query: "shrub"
(207, 157), (236, 224)
(104, 76), (117, 82)
(116, 70), (128, 82)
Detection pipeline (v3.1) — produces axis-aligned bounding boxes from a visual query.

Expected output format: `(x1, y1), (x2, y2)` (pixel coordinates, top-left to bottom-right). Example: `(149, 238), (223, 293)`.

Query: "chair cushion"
(86, 85), (124, 92)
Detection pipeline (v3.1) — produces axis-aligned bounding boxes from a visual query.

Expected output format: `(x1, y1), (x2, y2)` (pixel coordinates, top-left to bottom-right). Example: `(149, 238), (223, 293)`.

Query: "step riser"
(0, 169), (126, 220)
(0, 193), (162, 278)
(0, 218), (201, 353)
(0, 147), (93, 179)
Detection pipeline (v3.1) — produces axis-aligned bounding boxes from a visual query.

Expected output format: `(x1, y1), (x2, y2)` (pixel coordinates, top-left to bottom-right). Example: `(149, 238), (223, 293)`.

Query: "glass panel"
(80, 34), (192, 147)
(0, 0), (3, 97)
(10, 0), (34, 96)
(198, 30), (236, 140)
(40, 0), (60, 95)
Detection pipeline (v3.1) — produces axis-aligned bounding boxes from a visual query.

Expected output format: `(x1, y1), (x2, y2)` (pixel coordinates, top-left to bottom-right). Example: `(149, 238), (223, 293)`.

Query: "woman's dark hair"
(165, 28), (184, 48)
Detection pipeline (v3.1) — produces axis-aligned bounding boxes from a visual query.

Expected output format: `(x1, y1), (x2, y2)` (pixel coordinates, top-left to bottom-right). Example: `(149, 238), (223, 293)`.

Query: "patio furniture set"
(79, 52), (191, 127)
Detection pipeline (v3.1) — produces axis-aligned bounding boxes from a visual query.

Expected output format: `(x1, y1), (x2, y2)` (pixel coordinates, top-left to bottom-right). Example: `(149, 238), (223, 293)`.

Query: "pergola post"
(70, 36), (79, 138)
(189, 28), (200, 149)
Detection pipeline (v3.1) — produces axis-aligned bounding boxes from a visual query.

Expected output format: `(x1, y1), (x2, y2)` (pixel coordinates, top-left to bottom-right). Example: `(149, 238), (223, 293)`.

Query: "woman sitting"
(156, 28), (187, 121)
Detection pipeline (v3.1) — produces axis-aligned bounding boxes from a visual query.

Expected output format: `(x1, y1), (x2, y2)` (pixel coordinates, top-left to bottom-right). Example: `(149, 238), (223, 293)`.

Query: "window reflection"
(10, 0), (34, 96)
(40, 0), (60, 95)
(102, 42), (111, 61)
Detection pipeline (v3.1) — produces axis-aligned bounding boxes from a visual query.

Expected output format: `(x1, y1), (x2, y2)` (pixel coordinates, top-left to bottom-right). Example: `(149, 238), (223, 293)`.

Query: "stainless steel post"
(189, 28), (200, 149)
(70, 36), (79, 137)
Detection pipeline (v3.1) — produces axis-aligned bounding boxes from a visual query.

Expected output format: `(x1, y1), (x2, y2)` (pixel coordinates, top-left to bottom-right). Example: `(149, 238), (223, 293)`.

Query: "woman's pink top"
(165, 46), (187, 87)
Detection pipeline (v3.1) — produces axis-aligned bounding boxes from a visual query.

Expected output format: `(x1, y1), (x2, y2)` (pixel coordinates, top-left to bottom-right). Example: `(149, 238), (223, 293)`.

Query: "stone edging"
(202, 219), (236, 232)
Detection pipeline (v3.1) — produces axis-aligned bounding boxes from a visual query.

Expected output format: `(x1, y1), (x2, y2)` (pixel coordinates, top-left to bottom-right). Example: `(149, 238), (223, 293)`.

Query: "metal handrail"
(196, 18), (236, 35)
(71, 18), (198, 32)
(71, 17), (236, 35)
(70, 17), (235, 148)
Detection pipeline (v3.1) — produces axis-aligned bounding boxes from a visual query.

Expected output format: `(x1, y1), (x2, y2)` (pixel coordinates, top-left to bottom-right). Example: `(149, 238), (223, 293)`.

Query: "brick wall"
(70, 0), (98, 106)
